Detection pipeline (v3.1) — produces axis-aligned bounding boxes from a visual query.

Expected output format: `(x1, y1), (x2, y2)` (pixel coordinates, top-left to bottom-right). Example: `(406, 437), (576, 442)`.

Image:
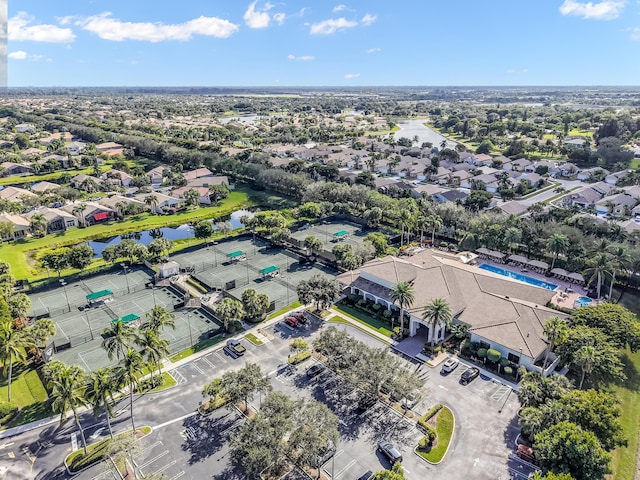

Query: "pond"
(393, 119), (459, 150)
(87, 209), (254, 257)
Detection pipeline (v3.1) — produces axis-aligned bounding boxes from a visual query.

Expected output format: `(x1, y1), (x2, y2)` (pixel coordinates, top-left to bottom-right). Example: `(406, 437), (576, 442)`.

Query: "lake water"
(393, 119), (458, 150)
(88, 209), (254, 257)
(218, 114), (264, 125)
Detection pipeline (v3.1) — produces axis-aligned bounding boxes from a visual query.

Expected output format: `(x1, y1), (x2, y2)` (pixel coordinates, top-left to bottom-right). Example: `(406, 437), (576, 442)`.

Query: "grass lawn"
(417, 406), (454, 464)
(244, 333), (263, 346)
(333, 303), (393, 338)
(0, 363), (53, 429)
(364, 126), (400, 137)
(169, 334), (226, 362)
(267, 301), (301, 320)
(1, 187), (263, 281)
(0, 166), (110, 186)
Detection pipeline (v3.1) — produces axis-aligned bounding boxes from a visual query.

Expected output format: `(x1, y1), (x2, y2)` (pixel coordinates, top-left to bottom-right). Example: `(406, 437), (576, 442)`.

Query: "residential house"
(65, 142), (86, 156)
(97, 195), (146, 215)
(460, 173), (498, 190)
(146, 166), (166, 186)
(15, 124), (35, 133)
(410, 184), (445, 199)
(432, 189), (469, 203)
(40, 154), (69, 169)
(186, 175), (230, 189)
(336, 253), (566, 376)
(472, 154), (493, 167)
(563, 137), (588, 148)
(623, 185), (640, 200)
(101, 169), (133, 187)
(171, 186), (211, 205)
(590, 181), (616, 196)
(563, 187), (602, 209)
(498, 201), (529, 216)
(24, 207), (78, 233)
(577, 167), (609, 182)
(134, 192), (183, 214)
(605, 170), (631, 186)
(72, 174), (102, 190)
(486, 177), (516, 193)
(62, 202), (116, 226)
(0, 213), (30, 240)
(595, 193), (637, 216)
(449, 170), (474, 186)
(517, 172), (543, 187)
(183, 168), (214, 182)
(0, 186), (37, 202)
(31, 181), (60, 194)
(20, 148), (45, 158)
(96, 142), (124, 156)
(504, 158), (532, 172)
(0, 162), (33, 177)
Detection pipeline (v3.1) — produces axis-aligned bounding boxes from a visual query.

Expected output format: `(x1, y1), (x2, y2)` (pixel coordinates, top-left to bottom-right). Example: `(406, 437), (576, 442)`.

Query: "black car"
(306, 363), (326, 378)
(356, 395), (377, 413)
(224, 339), (246, 358)
(378, 441), (403, 464)
(460, 367), (480, 385)
(358, 472), (374, 480)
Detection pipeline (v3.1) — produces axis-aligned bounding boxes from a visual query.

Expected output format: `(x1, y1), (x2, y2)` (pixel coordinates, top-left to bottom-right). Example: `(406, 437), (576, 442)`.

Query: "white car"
(441, 358), (459, 374)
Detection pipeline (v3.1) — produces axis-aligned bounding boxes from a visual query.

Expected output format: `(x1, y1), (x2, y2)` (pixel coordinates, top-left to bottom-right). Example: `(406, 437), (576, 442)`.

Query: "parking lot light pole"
(151, 285), (156, 306)
(187, 312), (194, 346)
(60, 279), (70, 311)
(121, 264), (130, 294)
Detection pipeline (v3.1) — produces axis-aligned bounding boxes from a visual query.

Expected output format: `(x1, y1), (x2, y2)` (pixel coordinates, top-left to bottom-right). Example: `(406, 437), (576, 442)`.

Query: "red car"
(284, 316), (299, 327)
(516, 445), (535, 464)
(291, 311), (307, 324)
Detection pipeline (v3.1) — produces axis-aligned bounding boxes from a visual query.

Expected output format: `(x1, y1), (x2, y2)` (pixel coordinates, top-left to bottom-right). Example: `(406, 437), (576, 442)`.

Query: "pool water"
(574, 296), (593, 307)
(479, 264), (559, 291)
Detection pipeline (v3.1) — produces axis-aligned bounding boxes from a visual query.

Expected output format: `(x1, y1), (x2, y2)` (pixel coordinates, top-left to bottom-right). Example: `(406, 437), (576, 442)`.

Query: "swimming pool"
(574, 296), (593, 307)
(479, 264), (559, 291)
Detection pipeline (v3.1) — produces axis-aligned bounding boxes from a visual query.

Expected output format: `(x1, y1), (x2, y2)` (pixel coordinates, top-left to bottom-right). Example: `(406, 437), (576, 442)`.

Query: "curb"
(413, 405), (455, 465)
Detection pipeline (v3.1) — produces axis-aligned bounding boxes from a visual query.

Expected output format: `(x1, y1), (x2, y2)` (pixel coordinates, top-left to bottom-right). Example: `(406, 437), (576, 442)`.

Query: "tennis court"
(27, 266), (151, 317)
(49, 284), (223, 371)
(290, 220), (367, 250)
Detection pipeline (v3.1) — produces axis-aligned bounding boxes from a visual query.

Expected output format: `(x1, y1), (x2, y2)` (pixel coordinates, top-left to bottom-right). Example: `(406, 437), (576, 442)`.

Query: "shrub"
(227, 319), (243, 333)
(356, 299), (367, 308)
(504, 366), (513, 376)
(418, 403), (444, 431)
(0, 401), (18, 420)
(418, 426), (437, 449)
(289, 351), (311, 365)
(486, 349), (501, 363)
(372, 303), (382, 312)
(477, 348), (487, 359)
(382, 309), (392, 319)
(136, 376), (163, 393)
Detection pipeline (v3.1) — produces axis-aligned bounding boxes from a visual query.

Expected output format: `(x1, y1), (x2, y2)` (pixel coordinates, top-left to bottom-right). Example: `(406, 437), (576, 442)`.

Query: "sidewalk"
(325, 307), (395, 345)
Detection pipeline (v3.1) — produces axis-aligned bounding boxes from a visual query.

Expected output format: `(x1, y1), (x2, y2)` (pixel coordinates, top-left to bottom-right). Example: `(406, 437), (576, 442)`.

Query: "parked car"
(224, 339), (246, 358)
(441, 358), (459, 374)
(401, 393), (417, 410)
(290, 311), (307, 324)
(306, 363), (326, 378)
(378, 441), (403, 464)
(460, 367), (480, 385)
(516, 445), (536, 464)
(284, 316), (299, 328)
(358, 472), (374, 480)
(357, 395), (377, 413)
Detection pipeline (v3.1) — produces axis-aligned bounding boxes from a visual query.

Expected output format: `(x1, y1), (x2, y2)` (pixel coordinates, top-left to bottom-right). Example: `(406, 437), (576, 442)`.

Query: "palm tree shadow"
(617, 352), (640, 390)
(181, 413), (240, 464)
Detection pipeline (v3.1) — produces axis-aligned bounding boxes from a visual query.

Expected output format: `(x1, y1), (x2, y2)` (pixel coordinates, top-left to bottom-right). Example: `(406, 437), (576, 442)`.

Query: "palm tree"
(84, 367), (117, 439)
(542, 317), (568, 370)
(546, 233), (568, 269)
(144, 194), (159, 215)
(426, 215), (443, 246)
(504, 227), (522, 253)
(398, 209), (414, 246)
(607, 244), (633, 300)
(102, 320), (138, 361)
(0, 321), (32, 402)
(575, 345), (596, 389)
(141, 305), (175, 334)
(422, 298), (452, 350)
(48, 363), (88, 454)
(136, 329), (169, 386)
(584, 253), (613, 299)
(389, 282), (415, 335)
(29, 213), (47, 237)
(115, 348), (145, 434)
(72, 203), (87, 227)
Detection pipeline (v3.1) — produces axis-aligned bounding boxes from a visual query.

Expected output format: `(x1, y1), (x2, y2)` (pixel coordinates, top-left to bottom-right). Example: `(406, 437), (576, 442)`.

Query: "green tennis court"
(289, 220), (368, 250)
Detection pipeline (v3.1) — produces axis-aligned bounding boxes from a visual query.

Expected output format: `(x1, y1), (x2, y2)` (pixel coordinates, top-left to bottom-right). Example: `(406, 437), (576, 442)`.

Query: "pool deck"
(478, 259), (592, 310)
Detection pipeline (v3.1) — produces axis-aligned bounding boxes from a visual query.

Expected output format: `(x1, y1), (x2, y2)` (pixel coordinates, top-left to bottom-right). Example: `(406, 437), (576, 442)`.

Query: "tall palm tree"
(584, 253), (613, 299)
(102, 320), (138, 361)
(72, 203), (87, 227)
(144, 194), (159, 215)
(426, 215), (443, 246)
(0, 321), (32, 402)
(135, 329), (169, 385)
(422, 298), (452, 350)
(546, 233), (568, 269)
(48, 363), (88, 454)
(542, 317), (568, 370)
(84, 367), (117, 439)
(29, 213), (48, 237)
(607, 244), (633, 300)
(389, 282), (414, 335)
(504, 227), (522, 253)
(115, 348), (145, 434)
(398, 209), (414, 246)
(575, 345), (596, 389)
(141, 305), (176, 334)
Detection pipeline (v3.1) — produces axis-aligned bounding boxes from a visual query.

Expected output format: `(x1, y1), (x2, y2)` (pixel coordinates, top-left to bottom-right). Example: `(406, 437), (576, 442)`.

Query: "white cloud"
(628, 27), (640, 40)
(559, 0), (625, 20)
(344, 73), (360, 79)
(77, 13), (238, 42)
(9, 12), (76, 43)
(333, 4), (347, 12)
(288, 54), (314, 61)
(56, 16), (75, 26)
(361, 13), (377, 26)
(310, 17), (358, 35)
(507, 68), (529, 74)
(367, 47), (380, 54)
(8, 51), (27, 60)
(244, 1), (271, 29)
(273, 13), (286, 25)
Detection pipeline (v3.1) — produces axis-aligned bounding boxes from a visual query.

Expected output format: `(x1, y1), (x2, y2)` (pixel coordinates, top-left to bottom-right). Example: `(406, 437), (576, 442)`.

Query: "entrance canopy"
(86, 289), (113, 301)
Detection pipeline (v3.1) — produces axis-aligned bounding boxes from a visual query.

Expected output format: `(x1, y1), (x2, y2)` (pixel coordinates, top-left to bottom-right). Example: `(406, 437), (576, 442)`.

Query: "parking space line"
(190, 362), (205, 375)
(199, 356), (215, 369)
(213, 352), (227, 363)
(335, 459), (356, 479)
(169, 369), (186, 385)
(138, 450), (169, 469)
(168, 472), (185, 480)
(149, 460), (177, 477)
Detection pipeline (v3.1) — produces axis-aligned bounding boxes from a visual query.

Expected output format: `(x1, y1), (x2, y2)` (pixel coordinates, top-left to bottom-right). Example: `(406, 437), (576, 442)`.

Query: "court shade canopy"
(259, 265), (280, 277)
(333, 230), (348, 239)
(113, 313), (140, 325)
(227, 250), (246, 260)
(86, 289), (113, 302)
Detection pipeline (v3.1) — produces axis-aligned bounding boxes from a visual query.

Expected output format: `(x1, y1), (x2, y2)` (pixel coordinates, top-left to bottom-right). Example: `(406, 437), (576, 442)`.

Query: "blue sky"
(6, 1), (640, 86)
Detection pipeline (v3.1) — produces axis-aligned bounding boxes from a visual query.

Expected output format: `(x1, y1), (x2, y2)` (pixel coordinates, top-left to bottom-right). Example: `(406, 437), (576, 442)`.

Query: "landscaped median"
(415, 404), (455, 464)
(65, 426), (152, 474)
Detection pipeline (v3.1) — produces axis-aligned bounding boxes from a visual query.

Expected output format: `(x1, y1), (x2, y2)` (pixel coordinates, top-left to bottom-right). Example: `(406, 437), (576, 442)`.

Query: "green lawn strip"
(138, 372), (177, 394)
(288, 351), (311, 365)
(327, 316), (389, 341)
(0, 364), (54, 429)
(543, 186), (582, 205)
(169, 334), (227, 362)
(518, 181), (559, 200)
(0, 166), (111, 186)
(333, 303), (393, 338)
(267, 301), (301, 320)
(244, 333), (263, 346)
(65, 426), (152, 473)
(416, 406), (454, 464)
(609, 348), (640, 480)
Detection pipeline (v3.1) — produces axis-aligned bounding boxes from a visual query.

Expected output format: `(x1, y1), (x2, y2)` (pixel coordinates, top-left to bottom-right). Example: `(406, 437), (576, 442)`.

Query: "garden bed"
(415, 405), (454, 464)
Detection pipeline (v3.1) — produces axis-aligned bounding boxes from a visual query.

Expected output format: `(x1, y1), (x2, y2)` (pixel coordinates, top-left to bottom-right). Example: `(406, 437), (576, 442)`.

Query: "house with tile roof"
(336, 252), (566, 375)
